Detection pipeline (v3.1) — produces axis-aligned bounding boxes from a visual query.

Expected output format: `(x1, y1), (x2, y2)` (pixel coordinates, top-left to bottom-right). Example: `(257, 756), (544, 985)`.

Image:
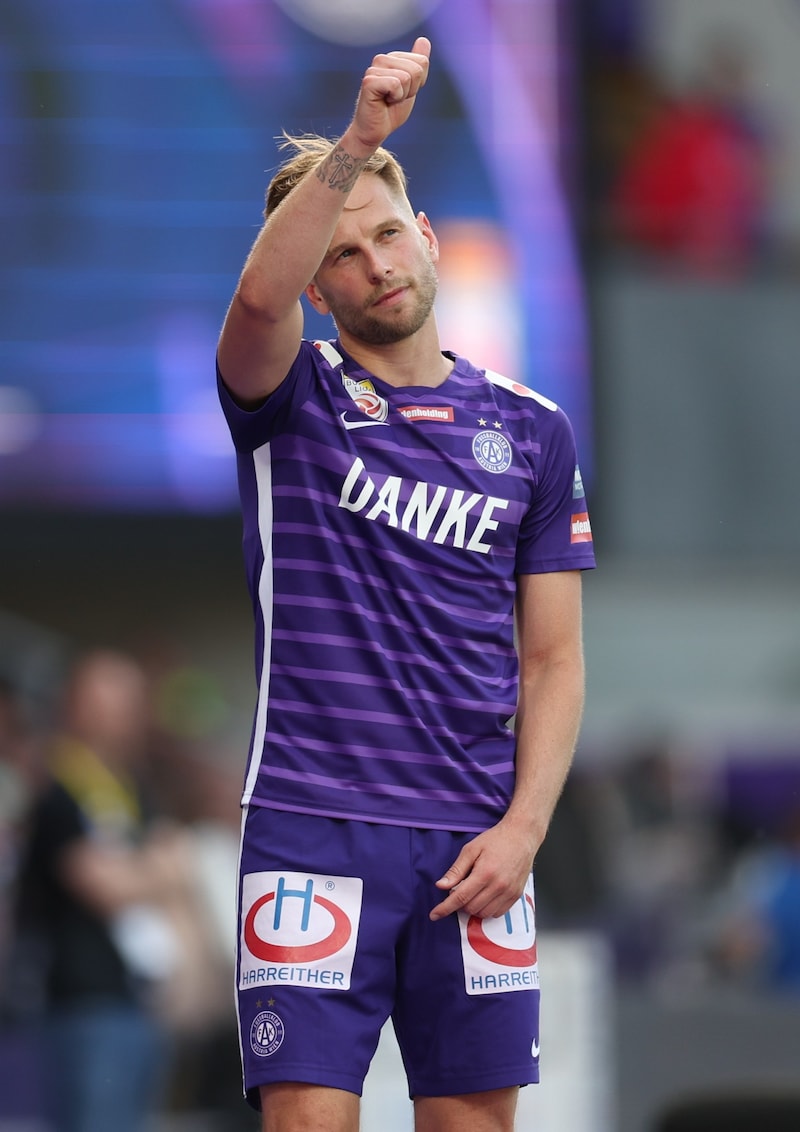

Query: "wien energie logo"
(570, 511), (592, 544)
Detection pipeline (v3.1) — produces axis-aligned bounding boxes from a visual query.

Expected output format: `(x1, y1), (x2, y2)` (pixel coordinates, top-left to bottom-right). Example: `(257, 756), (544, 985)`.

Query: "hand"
(141, 823), (192, 896)
(348, 37), (431, 152)
(429, 819), (539, 921)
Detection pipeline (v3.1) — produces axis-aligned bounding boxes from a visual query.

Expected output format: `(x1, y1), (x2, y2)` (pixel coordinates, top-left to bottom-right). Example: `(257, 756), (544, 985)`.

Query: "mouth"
(370, 285), (408, 309)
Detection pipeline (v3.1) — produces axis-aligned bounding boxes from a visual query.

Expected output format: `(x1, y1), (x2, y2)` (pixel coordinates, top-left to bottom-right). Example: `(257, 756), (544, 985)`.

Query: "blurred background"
(1, 1), (799, 1129)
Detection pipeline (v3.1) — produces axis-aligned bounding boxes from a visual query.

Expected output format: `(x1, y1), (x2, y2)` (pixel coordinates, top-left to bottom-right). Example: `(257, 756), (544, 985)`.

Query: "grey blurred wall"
(594, 268), (800, 561)
(581, 267), (800, 755)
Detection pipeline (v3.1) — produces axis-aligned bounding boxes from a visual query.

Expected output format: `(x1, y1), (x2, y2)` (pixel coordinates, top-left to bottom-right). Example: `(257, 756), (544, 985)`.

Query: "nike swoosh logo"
(340, 412), (389, 431)
(531, 1039), (540, 1058)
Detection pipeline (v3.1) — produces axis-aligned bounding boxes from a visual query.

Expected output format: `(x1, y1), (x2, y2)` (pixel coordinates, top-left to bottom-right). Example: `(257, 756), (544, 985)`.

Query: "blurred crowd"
(2, 637), (799, 1130)
(536, 735), (800, 997)
(584, 21), (791, 278)
(0, 643), (253, 1132)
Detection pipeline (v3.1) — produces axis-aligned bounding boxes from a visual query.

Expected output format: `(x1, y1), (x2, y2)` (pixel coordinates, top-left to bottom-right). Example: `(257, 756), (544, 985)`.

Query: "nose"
(366, 252), (392, 282)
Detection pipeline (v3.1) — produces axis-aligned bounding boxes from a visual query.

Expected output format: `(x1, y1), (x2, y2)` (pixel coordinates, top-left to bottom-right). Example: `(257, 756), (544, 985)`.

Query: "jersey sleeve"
(515, 403), (595, 575)
(216, 343), (318, 454)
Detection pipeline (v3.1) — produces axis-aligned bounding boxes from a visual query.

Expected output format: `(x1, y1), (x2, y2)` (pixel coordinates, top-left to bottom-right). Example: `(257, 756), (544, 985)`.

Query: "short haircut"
(264, 132), (410, 219)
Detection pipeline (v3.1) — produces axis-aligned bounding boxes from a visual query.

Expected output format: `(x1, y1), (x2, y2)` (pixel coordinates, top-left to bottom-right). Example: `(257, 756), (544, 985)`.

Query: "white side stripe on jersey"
(242, 442), (275, 805)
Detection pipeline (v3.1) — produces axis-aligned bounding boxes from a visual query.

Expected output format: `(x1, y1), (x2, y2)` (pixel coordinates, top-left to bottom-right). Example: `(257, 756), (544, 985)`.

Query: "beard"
(322, 256), (439, 347)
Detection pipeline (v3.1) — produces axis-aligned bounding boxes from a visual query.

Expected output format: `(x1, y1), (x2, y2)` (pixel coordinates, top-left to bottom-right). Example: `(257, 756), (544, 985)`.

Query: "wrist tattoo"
(317, 145), (367, 194)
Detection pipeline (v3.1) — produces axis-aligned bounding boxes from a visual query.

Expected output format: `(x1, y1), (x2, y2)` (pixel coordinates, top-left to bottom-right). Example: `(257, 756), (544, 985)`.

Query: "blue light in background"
(0, 0), (590, 509)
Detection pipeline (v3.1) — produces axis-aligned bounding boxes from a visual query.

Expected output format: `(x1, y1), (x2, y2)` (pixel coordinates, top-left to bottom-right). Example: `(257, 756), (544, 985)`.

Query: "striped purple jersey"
(217, 339), (595, 832)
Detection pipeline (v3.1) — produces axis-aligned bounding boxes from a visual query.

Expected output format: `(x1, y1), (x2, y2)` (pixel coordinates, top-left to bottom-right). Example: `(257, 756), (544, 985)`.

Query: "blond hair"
(264, 131), (409, 219)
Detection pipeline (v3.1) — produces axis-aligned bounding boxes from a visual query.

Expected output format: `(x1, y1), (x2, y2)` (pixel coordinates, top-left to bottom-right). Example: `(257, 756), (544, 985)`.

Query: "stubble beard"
(326, 259), (439, 347)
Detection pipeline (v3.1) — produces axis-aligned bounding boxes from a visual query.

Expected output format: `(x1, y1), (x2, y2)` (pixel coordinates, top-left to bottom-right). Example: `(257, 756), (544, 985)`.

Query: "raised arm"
(217, 37), (431, 406)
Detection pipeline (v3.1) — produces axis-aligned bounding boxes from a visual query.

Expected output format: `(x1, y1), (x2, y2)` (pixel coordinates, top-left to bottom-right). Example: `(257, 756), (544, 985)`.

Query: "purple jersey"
(218, 339), (595, 832)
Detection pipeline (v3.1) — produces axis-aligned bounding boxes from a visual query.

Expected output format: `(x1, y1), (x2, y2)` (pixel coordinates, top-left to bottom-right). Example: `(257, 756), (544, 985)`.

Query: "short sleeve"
(515, 405), (595, 575)
(216, 343), (321, 454)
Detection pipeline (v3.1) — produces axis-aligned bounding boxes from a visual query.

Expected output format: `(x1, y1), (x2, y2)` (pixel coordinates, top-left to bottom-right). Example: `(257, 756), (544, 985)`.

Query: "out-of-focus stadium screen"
(0, 0), (590, 510)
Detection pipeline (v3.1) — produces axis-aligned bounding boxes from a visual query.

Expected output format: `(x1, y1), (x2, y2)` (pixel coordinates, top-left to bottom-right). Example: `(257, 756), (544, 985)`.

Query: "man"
(217, 37), (595, 1132)
(14, 649), (188, 1132)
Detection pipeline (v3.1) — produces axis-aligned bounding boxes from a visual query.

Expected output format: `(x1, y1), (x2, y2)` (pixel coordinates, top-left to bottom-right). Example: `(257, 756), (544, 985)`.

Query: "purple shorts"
(236, 806), (540, 1106)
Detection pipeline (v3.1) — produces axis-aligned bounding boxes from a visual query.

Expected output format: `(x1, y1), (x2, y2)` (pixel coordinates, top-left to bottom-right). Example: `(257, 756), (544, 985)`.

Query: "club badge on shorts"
(250, 1009), (285, 1058)
(239, 870), (363, 991)
(458, 874), (539, 996)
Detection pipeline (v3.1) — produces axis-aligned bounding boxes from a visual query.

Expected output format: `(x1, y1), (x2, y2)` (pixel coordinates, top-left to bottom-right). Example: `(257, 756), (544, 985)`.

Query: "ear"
(416, 211), (439, 264)
(304, 279), (331, 315)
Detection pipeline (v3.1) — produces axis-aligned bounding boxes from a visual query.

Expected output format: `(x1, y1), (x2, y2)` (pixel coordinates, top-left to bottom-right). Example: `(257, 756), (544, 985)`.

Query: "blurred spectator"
(0, 672), (47, 1124)
(156, 747), (253, 1129)
(598, 739), (722, 982)
(116, 635), (252, 1123)
(584, 54), (666, 242)
(609, 36), (771, 276)
(705, 803), (800, 994)
(11, 648), (192, 1132)
(533, 767), (612, 932)
(0, 675), (44, 969)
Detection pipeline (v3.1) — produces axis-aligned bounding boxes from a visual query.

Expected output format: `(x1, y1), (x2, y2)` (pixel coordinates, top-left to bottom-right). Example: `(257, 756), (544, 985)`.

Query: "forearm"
(218, 41), (429, 401)
(428, 652), (584, 923)
(235, 127), (375, 321)
(504, 648), (586, 851)
(59, 828), (191, 920)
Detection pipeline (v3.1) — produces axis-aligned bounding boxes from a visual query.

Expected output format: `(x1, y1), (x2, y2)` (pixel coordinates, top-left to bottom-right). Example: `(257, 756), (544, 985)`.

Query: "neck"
(338, 322), (453, 389)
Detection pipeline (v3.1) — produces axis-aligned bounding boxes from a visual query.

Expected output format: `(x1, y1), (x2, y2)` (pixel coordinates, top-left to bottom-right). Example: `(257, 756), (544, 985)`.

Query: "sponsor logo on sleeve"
(570, 512), (592, 544)
(573, 465), (585, 499)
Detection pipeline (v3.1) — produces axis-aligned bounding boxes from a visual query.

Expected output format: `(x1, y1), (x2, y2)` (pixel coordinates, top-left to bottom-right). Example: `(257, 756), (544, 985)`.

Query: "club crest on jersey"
(342, 375), (389, 424)
(472, 430), (512, 474)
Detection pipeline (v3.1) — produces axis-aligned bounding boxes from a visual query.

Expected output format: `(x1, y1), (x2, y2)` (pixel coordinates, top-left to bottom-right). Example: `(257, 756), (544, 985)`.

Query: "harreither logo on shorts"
(239, 871), (363, 991)
(458, 875), (539, 996)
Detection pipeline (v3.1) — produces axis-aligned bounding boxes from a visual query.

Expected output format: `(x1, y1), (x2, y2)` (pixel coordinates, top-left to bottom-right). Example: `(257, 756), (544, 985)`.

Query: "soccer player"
(217, 37), (595, 1132)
